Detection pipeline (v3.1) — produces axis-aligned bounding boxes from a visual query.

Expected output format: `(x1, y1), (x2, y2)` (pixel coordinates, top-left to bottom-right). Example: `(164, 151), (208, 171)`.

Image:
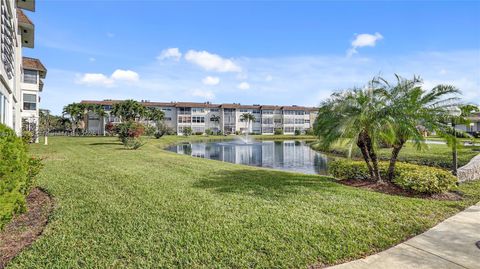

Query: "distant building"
(21, 57), (46, 141)
(456, 111), (480, 137)
(81, 100), (319, 135)
(0, 0), (45, 136)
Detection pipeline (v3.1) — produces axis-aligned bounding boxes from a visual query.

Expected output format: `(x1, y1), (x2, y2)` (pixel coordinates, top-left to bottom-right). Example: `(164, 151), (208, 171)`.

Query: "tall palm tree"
(315, 85), (394, 182)
(210, 115), (221, 134)
(376, 75), (461, 180)
(63, 103), (86, 135)
(240, 113), (256, 134)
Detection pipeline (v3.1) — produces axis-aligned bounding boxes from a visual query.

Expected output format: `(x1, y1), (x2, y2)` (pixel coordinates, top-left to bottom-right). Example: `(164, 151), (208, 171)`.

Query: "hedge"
(329, 159), (458, 194)
(0, 124), (41, 230)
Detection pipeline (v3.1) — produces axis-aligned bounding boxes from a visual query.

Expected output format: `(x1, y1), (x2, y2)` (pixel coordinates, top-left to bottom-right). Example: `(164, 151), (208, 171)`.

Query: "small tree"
(240, 113), (256, 134)
(111, 100), (145, 122)
(63, 103), (86, 135)
(183, 127), (193, 137)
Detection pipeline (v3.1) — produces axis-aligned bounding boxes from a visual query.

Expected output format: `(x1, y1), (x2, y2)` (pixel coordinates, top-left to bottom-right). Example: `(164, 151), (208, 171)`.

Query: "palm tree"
(240, 113), (256, 134)
(111, 100), (145, 122)
(91, 105), (108, 135)
(63, 103), (86, 135)
(375, 75), (461, 180)
(314, 85), (394, 182)
(210, 115), (221, 134)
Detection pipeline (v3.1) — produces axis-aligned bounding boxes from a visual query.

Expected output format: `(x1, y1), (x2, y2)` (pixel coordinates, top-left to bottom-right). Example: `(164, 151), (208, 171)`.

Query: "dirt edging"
(0, 188), (54, 268)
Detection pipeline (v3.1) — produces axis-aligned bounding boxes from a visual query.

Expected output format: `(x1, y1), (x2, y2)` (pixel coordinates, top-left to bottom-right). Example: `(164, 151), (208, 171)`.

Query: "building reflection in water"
(169, 140), (328, 175)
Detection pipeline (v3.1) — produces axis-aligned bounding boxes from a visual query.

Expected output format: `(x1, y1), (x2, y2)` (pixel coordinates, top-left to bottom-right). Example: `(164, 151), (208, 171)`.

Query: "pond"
(167, 140), (329, 175)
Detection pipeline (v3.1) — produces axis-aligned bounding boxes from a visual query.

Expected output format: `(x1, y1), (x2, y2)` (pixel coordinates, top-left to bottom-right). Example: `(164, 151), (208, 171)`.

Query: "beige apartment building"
(81, 100), (319, 135)
(0, 0), (45, 137)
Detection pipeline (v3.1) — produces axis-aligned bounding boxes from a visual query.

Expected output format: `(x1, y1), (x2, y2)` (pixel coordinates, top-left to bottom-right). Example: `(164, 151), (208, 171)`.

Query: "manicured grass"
(311, 140), (480, 169)
(7, 136), (480, 268)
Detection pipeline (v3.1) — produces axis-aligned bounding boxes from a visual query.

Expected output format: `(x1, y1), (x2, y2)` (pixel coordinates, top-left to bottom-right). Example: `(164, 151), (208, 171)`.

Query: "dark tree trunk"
(364, 133), (382, 182)
(357, 131), (374, 180)
(387, 141), (405, 181)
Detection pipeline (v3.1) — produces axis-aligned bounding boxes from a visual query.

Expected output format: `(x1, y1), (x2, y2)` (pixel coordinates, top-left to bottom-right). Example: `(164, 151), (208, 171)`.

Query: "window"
(210, 108), (219, 112)
(192, 116), (205, 123)
(23, 69), (38, 84)
(274, 118), (282, 124)
(239, 109), (248, 112)
(179, 107), (191, 115)
(262, 118), (273, 124)
(295, 119), (305, 124)
(23, 94), (36, 110)
(252, 109), (261, 114)
(284, 118), (294, 124)
(192, 108), (205, 113)
(284, 110), (295, 115)
(262, 127), (274, 133)
(178, 116), (191, 123)
(295, 111), (305, 115)
(164, 117), (172, 121)
(262, 110), (273, 114)
(284, 127), (295, 133)
(161, 108), (172, 111)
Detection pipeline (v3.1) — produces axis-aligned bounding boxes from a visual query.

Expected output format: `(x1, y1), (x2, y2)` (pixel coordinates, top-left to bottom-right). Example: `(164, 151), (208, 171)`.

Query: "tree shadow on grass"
(193, 168), (347, 200)
(89, 142), (123, 146)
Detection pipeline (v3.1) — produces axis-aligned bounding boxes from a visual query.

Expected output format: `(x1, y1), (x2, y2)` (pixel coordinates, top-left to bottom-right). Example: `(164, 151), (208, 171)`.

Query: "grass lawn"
(7, 136), (480, 268)
(311, 140), (480, 169)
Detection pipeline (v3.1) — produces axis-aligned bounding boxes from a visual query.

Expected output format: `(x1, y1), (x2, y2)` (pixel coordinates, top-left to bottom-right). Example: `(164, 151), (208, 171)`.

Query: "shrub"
(205, 129), (214, 136)
(116, 121), (145, 149)
(105, 122), (117, 136)
(329, 159), (457, 194)
(195, 132), (203, 135)
(0, 124), (43, 230)
(294, 129), (301, 136)
(154, 131), (164, 139)
(183, 127), (193, 137)
(305, 128), (314, 136)
(22, 131), (33, 144)
(144, 125), (156, 137)
(274, 128), (284, 135)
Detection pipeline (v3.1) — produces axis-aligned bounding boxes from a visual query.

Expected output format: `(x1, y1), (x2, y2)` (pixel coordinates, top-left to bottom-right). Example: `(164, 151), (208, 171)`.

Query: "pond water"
(167, 140), (329, 175)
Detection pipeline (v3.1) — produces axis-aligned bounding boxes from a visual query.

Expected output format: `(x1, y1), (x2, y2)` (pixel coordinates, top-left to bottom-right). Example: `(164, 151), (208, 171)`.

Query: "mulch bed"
(0, 188), (54, 269)
(339, 179), (463, 201)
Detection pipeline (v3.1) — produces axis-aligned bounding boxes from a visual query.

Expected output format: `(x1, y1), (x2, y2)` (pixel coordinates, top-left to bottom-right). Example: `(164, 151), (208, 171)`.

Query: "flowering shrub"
(116, 121), (145, 150)
(329, 159), (458, 194)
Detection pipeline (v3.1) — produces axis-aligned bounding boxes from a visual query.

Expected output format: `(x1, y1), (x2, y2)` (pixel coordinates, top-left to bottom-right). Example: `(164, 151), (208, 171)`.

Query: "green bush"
(274, 128), (283, 135)
(116, 121), (145, 150)
(22, 131), (33, 144)
(144, 125), (156, 137)
(0, 124), (43, 230)
(294, 129), (302, 136)
(305, 128), (315, 136)
(329, 159), (458, 194)
(183, 127), (193, 137)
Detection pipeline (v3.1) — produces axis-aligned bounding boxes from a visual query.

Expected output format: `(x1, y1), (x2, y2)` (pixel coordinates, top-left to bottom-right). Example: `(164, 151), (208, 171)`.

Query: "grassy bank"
(311, 141), (480, 169)
(7, 136), (480, 268)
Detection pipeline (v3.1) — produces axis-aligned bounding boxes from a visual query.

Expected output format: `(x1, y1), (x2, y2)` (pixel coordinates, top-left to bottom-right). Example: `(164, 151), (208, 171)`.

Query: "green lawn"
(7, 136), (480, 268)
(311, 140), (480, 169)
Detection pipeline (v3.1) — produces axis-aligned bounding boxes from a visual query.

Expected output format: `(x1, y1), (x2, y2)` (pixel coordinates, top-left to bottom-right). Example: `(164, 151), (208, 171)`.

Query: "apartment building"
(81, 100), (318, 136)
(21, 56), (46, 141)
(0, 0), (42, 135)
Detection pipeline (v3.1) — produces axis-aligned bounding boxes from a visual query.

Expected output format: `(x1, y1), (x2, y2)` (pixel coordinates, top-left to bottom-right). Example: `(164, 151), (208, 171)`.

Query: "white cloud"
(265, 75), (273, 81)
(89, 57), (96, 62)
(202, 76), (220, 86)
(76, 73), (114, 87)
(158, 48), (182, 61)
(185, 50), (241, 72)
(76, 69), (139, 87)
(191, 89), (215, 100)
(347, 32), (383, 56)
(237, 82), (250, 90)
(111, 69), (140, 82)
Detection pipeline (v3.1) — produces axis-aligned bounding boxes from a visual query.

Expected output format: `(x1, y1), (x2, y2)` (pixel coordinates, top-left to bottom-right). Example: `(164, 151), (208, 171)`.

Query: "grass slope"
(7, 136), (480, 268)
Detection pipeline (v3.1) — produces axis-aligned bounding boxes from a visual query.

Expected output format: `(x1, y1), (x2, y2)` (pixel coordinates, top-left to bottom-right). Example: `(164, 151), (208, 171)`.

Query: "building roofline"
(80, 100), (318, 110)
(23, 57), (47, 78)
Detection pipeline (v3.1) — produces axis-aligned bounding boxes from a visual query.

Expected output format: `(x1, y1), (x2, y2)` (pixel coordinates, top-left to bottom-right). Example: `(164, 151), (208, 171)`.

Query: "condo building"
(0, 0), (45, 136)
(81, 100), (319, 136)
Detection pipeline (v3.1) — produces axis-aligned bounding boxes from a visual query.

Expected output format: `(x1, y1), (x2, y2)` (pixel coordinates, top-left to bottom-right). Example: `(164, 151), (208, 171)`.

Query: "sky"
(26, 1), (480, 115)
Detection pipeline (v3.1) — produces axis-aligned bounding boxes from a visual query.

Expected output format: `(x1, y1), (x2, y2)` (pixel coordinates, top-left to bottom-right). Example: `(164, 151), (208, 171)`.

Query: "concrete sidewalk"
(328, 202), (480, 269)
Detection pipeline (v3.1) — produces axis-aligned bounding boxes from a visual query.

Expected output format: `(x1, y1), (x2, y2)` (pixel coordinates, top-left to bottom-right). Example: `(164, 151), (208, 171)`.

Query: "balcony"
(17, 0), (35, 11)
(17, 9), (34, 48)
(23, 57), (47, 79)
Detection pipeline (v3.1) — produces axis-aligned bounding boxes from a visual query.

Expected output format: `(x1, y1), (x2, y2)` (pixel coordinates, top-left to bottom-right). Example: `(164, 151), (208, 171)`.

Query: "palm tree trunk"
(357, 132), (374, 179)
(364, 132), (382, 182)
(387, 142), (405, 181)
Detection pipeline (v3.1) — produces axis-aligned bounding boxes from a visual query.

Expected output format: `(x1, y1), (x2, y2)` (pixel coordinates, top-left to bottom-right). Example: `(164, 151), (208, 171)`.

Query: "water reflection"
(168, 140), (329, 175)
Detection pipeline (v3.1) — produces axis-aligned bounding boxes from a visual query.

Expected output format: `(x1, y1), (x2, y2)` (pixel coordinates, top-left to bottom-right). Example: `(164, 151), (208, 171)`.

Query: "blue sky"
(26, 1), (480, 114)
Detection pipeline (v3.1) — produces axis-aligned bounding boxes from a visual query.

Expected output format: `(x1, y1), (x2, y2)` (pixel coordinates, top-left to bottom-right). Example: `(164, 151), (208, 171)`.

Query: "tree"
(63, 103), (86, 135)
(111, 100), (145, 122)
(87, 104), (109, 135)
(210, 115), (221, 134)
(240, 113), (256, 134)
(145, 107), (165, 123)
(314, 85), (394, 182)
(375, 75), (461, 181)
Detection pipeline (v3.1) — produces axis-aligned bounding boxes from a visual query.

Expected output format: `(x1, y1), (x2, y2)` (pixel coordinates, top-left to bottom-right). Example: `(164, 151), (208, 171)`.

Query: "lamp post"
(448, 106), (462, 175)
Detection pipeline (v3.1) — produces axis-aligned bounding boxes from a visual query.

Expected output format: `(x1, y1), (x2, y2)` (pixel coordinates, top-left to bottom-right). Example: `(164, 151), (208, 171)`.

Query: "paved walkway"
(327, 202), (480, 269)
